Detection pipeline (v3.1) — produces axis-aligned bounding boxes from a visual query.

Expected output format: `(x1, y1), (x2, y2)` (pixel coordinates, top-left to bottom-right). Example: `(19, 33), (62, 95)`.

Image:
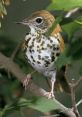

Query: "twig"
(70, 79), (80, 117)
(76, 99), (82, 107)
(71, 79), (76, 112)
(0, 52), (77, 117)
(74, 77), (82, 88)
(65, 8), (79, 18)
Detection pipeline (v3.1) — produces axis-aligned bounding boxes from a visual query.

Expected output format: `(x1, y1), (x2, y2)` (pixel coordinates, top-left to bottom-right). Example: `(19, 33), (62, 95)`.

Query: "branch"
(76, 99), (82, 107)
(74, 77), (82, 88)
(0, 52), (47, 97)
(0, 52), (76, 117)
(70, 79), (81, 117)
(65, 8), (79, 18)
(70, 79), (76, 111)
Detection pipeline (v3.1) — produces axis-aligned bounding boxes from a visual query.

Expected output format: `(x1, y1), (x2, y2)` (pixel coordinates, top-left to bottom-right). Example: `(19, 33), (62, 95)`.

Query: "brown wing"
(51, 24), (65, 53)
(51, 24), (71, 93)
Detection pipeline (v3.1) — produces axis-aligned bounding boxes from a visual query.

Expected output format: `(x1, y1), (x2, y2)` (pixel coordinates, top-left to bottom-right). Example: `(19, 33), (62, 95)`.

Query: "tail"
(54, 66), (71, 93)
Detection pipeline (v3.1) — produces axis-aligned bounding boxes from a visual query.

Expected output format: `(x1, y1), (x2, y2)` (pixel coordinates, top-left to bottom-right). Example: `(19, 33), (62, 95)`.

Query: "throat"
(30, 26), (37, 35)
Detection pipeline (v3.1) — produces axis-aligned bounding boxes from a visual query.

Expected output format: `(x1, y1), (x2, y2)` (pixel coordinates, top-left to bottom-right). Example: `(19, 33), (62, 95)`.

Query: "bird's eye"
(35, 17), (43, 24)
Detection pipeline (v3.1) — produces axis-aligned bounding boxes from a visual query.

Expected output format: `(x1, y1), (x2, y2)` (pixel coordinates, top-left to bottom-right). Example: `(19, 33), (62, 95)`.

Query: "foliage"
(0, 0), (10, 27)
(0, 0), (82, 117)
(47, 0), (82, 11)
(0, 97), (64, 116)
(47, 0), (82, 70)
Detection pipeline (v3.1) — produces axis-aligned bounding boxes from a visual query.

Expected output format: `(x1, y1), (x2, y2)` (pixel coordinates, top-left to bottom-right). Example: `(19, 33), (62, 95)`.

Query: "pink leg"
(23, 74), (32, 90)
(45, 79), (55, 99)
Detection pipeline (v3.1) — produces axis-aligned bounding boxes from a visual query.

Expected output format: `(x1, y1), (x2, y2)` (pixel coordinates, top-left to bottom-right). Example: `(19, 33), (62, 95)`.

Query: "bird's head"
(18, 10), (55, 34)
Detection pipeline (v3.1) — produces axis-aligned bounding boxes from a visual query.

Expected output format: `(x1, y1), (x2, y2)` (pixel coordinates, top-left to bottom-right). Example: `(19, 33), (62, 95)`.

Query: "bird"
(18, 10), (70, 98)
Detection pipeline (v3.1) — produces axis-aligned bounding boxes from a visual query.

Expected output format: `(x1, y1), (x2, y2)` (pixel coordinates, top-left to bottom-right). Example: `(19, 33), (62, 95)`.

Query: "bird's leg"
(44, 79), (55, 99)
(50, 79), (55, 98)
(46, 79), (55, 99)
(23, 71), (36, 90)
(23, 74), (32, 90)
(45, 72), (56, 99)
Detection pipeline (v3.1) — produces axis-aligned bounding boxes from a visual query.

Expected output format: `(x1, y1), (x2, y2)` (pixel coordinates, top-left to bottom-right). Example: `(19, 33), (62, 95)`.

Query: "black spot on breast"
(32, 62), (35, 65)
(50, 39), (53, 43)
(29, 45), (32, 48)
(56, 52), (60, 57)
(42, 58), (44, 60)
(25, 38), (31, 45)
(42, 47), (46, 50)
(33, 59), (35, 62)
(56, 47), (59, 50)
(45, 60), (50, 67)
(37, 49), (41, 53)
(32, 49), (34, 52)
(44, 60), (51, 67)
(32, 41), (34, 46)
(37, 45), (39, 48)
(45, 56), (49, 59)
(51, 55), (55, 62)
(45, 64), (48, 67)
(53, 47), (57, 50)
(47, 44), (52, 48)
(31, 55), (36, 62)
(37, 38), (41, 42)
(40, 41), (45, 46)
(31, 55), (33, 59)
(38, 55), (41, 59)
(37, 61), (41, 64)
(26, 32), (29, 35)
(29, 48), (32, 53)
(33, 38), (35, 41)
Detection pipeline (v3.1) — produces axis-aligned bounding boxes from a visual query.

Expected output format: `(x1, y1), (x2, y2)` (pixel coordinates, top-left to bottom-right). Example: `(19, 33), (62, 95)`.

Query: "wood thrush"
(18, 10), (70, 98)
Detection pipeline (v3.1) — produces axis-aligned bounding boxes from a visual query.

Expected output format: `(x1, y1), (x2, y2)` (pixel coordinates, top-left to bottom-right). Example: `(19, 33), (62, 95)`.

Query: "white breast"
(25, 33), (60, 73)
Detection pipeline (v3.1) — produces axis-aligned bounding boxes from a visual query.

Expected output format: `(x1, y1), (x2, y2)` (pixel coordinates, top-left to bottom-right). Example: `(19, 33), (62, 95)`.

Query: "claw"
(45, 78), (55, 99)
(23, 74), (32, 90)
(44, 91), (55, 99)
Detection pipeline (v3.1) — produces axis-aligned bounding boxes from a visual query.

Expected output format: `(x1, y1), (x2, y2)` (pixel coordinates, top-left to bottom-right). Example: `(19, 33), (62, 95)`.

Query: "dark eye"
(36, 17), (43, 24)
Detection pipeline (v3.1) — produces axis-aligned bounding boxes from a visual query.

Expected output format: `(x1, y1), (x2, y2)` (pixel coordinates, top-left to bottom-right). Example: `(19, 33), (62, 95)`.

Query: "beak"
(15, 20), (29, 26)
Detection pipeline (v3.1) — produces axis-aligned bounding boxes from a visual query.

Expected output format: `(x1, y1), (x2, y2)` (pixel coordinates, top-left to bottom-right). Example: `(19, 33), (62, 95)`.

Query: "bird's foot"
(45, 91), (55, 99)
(23, 74), (32, 90)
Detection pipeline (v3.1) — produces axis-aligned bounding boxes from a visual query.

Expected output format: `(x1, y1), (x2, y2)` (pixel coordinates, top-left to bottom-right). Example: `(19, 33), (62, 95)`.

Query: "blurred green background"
(0, 0), (82, 117)
(1, 0), (50, 42)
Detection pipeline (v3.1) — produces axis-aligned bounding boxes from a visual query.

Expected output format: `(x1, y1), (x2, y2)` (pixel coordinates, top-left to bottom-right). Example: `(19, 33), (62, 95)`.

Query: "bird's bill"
(15, 21), (29, 26)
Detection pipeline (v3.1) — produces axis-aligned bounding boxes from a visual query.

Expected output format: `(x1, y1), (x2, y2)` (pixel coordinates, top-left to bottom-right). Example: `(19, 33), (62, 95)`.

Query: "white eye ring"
(35, 17), (43, 24)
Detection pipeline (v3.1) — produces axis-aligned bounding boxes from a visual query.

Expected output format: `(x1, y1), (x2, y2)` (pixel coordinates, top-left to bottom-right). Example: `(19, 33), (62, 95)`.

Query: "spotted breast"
(23, 32), (60, 74)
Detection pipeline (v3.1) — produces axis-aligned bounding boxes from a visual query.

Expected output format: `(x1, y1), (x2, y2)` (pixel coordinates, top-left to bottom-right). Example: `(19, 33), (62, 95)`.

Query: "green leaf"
(18, 97), (64, 113)
(62, 21), (80, 39)
(2, 97), (66, 115)
(56, 51), (72, 69)
(46, 12), (64, 36)
(67, 38), (82, 60)
(72, 49), (82, 60)
(75, 16), (82, 25)
(47, 0), (82, 11)
(0, 111), (3, 117)
(28, 97), (63, 112)
(0, 2), (7, 15)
